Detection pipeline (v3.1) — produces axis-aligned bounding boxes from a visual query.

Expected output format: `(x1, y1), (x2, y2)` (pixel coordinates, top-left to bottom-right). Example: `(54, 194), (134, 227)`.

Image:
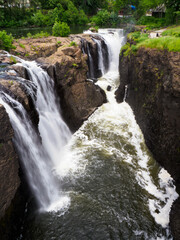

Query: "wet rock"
(11, 65), (29, 80)
(61, 82), (107, 131)
(107, 85), (111, 91)
(0, 79), (30, 110)
(170, 198), (180, 240)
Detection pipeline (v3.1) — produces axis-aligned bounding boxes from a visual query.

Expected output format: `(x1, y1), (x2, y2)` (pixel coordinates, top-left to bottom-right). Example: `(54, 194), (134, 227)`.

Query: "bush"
(26, 31), (50, 39)
(0, 31), (15, 51)
(137, 16), (166, 29)
(52, 21), (70, 37)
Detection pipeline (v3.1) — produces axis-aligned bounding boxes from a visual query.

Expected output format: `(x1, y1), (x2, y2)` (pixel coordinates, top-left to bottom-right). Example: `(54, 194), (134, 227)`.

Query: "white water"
(93, 38), (106, 76)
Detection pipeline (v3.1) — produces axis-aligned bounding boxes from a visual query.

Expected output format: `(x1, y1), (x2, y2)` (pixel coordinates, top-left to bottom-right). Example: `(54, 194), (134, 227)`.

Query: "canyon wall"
(116, 47), (180, 239)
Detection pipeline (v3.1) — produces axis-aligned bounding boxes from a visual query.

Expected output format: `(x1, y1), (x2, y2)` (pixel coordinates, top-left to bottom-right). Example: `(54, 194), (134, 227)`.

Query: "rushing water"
(0, 29), (179, 239)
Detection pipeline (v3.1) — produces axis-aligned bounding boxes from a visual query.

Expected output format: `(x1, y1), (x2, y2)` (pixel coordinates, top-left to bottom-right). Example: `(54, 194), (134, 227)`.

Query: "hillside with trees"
(0, 0), (179, 29)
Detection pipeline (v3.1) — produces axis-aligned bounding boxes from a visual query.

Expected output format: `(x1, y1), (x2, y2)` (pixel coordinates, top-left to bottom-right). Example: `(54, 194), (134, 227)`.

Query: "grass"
(137, 36), (180, 52)
(121, 26), (180, 55)
(19, 42), (25, 48)
(161, 26), (180, 37)
(128, 32), (149, 43)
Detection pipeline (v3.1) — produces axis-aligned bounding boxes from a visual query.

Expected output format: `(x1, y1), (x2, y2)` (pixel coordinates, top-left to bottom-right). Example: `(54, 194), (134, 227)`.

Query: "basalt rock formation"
(115, 47), (180, 239)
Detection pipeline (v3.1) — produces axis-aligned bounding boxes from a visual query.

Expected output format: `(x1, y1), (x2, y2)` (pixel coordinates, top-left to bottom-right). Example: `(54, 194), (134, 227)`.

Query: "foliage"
(137, 16), (166, 28)
(0, 31), (15, 51)
(9, 56), (17, 64)
(26, 31), (50, 38)
(31, 10), (53, 26)
(69, 41), (77, 47)
(72, 0), (109, 14)
(128, 32), (149, 43)
(52, 21), (70, 37)
(91, 9), (119, 27)
(120, 42), (132, 56)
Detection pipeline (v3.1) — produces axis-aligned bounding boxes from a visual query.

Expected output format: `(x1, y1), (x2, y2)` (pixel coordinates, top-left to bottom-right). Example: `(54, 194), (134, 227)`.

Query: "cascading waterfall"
(0, 29), (178, 239)
(0, 56), (71, 212)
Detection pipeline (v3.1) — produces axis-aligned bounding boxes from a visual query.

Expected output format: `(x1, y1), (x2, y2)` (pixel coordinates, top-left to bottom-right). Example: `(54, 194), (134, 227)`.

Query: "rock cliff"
(115, 47), (180, 239)
(36, 35), (107, 131)
(0, 105), (20, 219)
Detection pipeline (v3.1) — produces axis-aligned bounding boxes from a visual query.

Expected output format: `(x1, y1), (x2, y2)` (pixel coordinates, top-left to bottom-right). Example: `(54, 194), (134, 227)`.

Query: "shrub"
(69, 41), (77, 47)
(52, 21), (70, 37)
(0, 31), (15, 51)
(26, 31), (50, 39)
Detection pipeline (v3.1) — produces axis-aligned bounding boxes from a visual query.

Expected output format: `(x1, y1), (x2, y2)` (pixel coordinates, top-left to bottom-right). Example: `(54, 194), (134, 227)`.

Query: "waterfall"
(0, 58), (71, 212)
(98, 29), (125, 73)
(0, 31), (178, 239)
(93, 38), (106, 76)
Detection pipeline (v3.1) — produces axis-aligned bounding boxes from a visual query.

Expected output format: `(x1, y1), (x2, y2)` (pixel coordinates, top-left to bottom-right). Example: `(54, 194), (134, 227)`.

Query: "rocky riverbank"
(116, 47), (180, 239)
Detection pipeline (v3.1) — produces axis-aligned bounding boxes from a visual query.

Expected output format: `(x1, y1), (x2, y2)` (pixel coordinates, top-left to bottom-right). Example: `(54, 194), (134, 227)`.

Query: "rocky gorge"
(0, 30), (179, 239)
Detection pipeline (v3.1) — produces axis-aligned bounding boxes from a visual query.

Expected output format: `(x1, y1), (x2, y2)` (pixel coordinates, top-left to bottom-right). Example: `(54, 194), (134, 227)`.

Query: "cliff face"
(0, 105), (20, 219)
(115, 47), (180, 239)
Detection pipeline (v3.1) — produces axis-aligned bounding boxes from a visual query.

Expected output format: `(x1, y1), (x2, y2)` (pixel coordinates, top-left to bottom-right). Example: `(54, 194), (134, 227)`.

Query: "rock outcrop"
(116, 47), (180, 239)
(37, 35), (107, 131)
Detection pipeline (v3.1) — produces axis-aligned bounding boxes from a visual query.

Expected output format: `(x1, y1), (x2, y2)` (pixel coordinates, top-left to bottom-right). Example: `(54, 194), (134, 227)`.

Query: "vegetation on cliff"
(121, 25), (180, 56)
